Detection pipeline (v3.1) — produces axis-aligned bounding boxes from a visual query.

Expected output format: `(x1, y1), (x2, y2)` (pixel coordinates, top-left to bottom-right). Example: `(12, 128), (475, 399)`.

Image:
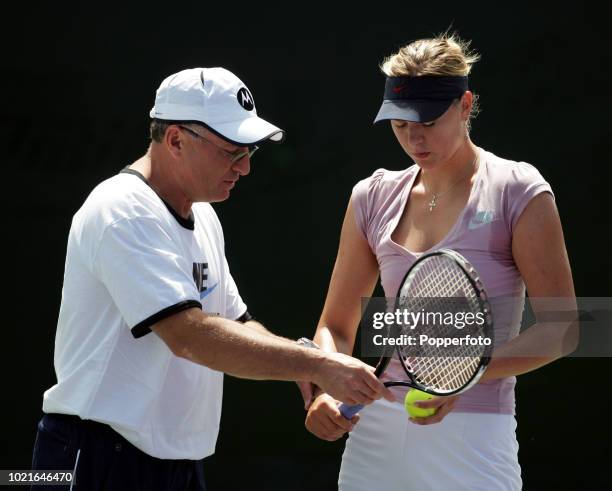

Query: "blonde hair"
(381, 32), (481, 127)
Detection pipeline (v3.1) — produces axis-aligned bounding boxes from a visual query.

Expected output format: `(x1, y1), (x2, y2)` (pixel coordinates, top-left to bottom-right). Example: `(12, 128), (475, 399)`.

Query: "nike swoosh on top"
(393, 85), (407, 93)
(468, 211), (495, 230)
(200, 282), (219, 299)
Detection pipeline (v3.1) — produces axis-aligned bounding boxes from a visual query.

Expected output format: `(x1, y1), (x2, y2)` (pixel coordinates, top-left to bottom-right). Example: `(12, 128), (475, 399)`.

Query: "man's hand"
(313, 352), (395, 406)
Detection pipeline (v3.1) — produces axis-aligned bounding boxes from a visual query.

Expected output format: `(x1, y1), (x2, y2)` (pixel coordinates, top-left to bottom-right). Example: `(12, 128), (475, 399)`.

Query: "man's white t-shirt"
(43, 169), (247, 460)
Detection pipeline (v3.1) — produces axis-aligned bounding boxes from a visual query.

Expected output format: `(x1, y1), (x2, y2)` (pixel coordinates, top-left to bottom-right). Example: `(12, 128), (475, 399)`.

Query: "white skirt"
(338, 398), (522, 491)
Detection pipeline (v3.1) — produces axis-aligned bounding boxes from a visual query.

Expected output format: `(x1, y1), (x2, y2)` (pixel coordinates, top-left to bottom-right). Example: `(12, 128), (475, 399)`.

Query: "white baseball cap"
(149, 67), (285, 146)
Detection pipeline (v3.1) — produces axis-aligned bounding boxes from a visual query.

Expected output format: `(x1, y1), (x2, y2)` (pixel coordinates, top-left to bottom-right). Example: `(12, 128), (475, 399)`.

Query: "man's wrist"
(296, 337), (320, 349)
(296, 338), (324, 394)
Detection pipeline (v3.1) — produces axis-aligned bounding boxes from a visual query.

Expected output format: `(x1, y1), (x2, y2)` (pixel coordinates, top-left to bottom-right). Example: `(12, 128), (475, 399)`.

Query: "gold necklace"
(426, 155), (479, 212)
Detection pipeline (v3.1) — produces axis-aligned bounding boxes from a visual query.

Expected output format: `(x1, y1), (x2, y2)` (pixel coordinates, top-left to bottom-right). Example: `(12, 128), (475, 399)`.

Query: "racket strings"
(406, 355), (480, 392)
(397, 255), (489, 394)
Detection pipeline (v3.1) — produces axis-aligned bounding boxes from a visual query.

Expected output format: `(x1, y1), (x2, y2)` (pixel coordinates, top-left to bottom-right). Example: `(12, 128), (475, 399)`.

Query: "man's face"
(174, 125), (252, 203)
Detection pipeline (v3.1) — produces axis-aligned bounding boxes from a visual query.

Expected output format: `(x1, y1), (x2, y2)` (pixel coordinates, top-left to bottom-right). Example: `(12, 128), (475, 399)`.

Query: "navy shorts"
(31, 413), (206, 491)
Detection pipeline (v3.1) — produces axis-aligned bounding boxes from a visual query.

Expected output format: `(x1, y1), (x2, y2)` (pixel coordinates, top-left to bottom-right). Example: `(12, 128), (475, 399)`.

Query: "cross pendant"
(428, 195), (437, 212)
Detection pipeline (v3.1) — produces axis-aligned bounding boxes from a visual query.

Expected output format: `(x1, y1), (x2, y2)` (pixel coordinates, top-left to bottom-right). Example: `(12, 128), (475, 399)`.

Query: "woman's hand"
(407, 394), (460, 425)
(305, 393), (360, 441)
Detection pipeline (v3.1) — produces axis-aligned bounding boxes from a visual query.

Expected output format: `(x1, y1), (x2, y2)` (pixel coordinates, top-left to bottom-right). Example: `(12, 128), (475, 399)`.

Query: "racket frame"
(339, 249), (494, 418)
(389, 248), (494, 396)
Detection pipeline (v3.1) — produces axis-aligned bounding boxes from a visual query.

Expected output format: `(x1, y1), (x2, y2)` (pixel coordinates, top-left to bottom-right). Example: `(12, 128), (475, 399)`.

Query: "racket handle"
(339, 403), (364, 419)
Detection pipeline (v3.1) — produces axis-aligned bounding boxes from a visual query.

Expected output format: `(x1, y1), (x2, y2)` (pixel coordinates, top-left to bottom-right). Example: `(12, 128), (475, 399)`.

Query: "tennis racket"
(339, 249), (493, 419)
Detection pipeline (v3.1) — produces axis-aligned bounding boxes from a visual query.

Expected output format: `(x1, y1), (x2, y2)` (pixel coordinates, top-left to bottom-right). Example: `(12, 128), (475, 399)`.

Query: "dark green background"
(3, 3), (609, 489)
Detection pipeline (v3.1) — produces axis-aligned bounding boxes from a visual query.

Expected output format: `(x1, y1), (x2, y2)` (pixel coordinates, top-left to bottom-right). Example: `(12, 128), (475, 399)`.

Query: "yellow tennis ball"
(404, 389), (437, 418)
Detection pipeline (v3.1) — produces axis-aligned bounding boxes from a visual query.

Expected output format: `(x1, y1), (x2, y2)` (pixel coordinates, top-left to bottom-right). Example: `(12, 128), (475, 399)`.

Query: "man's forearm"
(155, 309), (325, 382)
(242, 319), (277, 338)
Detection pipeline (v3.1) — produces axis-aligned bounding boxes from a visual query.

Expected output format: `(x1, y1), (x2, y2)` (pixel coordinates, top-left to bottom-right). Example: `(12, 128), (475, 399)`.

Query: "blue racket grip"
(339, 402), (364, 419)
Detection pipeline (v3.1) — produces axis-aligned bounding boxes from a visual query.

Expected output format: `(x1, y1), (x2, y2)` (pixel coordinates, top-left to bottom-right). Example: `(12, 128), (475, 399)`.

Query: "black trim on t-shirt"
(131, 300), (202, 339)
(119, 167), (195, 230)
(236, 310), (254, 323)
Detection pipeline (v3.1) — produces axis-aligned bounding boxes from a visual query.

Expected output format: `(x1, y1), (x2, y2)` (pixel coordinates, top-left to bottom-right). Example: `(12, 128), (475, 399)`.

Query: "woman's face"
(391, 92), (473, 169)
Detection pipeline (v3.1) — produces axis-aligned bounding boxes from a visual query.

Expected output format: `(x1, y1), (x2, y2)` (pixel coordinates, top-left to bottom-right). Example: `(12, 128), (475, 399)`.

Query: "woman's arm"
(481, 192), (578, 380)
(304, 199), (394, 440)
(313, 200), (380, 356)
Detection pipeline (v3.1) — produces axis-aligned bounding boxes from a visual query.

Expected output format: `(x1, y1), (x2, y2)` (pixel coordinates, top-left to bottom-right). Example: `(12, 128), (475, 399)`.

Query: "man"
(31, 67), (393, 490)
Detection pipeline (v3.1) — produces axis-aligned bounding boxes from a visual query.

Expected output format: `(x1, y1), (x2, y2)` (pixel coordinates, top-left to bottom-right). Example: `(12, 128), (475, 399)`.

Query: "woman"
(303, 33), (576, 490)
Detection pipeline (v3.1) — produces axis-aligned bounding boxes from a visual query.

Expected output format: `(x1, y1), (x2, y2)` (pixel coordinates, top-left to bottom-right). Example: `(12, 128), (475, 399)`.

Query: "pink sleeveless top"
(351, 147), (553, 414)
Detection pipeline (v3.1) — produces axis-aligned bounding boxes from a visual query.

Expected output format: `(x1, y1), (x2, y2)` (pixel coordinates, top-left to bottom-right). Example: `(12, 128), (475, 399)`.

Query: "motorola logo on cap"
(237, 87), (255, 111)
